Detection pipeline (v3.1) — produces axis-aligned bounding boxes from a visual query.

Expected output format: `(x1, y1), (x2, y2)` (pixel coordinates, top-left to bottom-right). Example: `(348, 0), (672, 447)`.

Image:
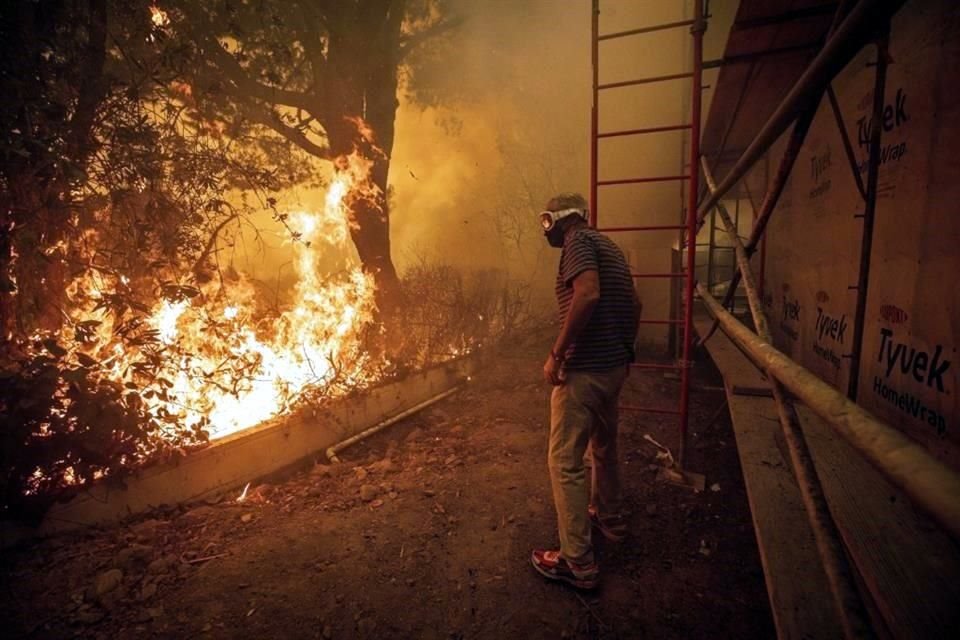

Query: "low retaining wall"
(16, 354), (479, 540)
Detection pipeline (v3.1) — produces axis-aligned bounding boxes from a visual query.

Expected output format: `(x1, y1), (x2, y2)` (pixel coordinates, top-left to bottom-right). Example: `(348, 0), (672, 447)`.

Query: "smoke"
(227, 0), (735, 318)
(391, 0), (593, 313)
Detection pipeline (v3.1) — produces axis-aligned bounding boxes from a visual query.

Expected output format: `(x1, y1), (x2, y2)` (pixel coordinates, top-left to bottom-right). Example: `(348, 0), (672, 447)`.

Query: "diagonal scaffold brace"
(700, 158), (875, 639)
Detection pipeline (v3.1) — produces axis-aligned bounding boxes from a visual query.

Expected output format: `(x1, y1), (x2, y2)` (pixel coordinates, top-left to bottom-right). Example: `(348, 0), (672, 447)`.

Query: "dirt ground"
(1, 331), (774, 639)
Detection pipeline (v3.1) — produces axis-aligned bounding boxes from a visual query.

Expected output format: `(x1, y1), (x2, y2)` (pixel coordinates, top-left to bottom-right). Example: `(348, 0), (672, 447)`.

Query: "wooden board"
(797, 405), (960, 638)
(694, 314), (844, 639)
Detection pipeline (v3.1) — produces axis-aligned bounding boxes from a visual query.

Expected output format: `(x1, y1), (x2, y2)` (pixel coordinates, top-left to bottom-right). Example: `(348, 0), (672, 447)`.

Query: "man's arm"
(552, 269), (601, 359)
(544, 269), (600, 385)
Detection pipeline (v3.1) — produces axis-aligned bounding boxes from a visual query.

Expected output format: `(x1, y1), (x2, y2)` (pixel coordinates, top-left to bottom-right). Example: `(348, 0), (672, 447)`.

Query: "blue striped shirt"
(556, 228), (637, 371)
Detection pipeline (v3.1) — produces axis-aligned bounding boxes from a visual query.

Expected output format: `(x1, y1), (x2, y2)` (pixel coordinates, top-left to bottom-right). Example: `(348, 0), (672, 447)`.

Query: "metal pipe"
(695, 0), (864, 340)
(847, 31), (889, 401)
(598, 19), (695, 41)
(827, 84), (868, 200)
(698, 290), (960, 541)
(326, 387), (461, 463)
(598, 71), (693, 91)
(598, 174), (689, 186)
(697, 87), (820, 346)
(590, 0), (599, 227)
(695, 0), (906, 227)
(599, 224), (687, 232)
(598, 123), (692, 138)
(767, 380), (874, 639)
(742, 174), (767, 296)
(707, 196), (716, 294)
(703, 159), (874, 639)
(678, 1), (705, 470)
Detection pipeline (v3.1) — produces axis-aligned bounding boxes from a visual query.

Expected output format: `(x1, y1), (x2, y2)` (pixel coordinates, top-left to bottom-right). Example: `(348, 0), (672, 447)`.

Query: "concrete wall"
(22, 355), (480, 539)
(761, 0), (960, 470)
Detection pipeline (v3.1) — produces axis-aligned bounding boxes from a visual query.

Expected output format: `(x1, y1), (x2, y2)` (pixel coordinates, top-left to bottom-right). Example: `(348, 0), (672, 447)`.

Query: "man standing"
(530, 193), (641, 590)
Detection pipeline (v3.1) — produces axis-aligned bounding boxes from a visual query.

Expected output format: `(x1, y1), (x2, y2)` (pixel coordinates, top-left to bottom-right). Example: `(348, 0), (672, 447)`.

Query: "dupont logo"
(816, 290), (830, 304)
(880, 304), (908, 324)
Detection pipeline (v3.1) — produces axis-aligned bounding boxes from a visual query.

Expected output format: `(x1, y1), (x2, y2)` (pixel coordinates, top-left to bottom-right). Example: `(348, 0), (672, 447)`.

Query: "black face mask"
(545, 224), (566, 248)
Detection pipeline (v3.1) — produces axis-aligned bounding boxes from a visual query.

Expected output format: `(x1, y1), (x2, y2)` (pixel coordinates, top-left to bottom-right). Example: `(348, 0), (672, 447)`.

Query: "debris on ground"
(1, 332), (773, 639)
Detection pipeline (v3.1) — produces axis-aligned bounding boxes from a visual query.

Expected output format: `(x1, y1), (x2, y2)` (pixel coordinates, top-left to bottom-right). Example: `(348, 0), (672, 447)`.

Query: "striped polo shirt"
(556, 227), (637, 371)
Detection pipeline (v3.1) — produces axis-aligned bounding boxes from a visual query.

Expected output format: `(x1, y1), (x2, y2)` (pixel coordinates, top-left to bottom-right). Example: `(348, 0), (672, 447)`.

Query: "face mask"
(545, 225), (566, 248)
(539, 207), (587, 249)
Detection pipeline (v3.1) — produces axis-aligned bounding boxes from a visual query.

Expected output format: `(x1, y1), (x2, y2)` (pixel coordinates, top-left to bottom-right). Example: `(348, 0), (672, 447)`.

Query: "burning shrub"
(0, 332), (208, 521)
(396, 259), (531, 366)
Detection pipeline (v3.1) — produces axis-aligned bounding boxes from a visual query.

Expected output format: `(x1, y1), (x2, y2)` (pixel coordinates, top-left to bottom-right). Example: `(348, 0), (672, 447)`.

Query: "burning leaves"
(2, 154), (390, 509)
(64, 153), (384, 441)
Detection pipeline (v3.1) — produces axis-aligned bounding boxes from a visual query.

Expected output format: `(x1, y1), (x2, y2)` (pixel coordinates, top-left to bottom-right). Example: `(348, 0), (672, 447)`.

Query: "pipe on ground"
(325, 386), (462, 463)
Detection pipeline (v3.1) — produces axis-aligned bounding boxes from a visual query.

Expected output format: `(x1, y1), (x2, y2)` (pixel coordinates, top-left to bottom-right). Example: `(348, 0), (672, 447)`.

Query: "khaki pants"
(548, 365), (628, 562)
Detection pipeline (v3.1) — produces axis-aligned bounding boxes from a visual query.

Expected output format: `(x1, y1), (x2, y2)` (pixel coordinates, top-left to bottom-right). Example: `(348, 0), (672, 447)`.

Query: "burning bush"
(397, 259), (532, 366)
(0, 0), (497, 522)
(0, 333), (207, 521)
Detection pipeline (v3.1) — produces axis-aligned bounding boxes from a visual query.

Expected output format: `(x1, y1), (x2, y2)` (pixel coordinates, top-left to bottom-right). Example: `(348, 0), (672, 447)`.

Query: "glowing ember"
(149, 5), (169, 28)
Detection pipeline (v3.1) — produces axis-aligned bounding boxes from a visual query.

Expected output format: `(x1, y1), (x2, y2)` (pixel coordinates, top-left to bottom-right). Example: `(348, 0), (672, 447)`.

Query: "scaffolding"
(589, 0), (705, 475)
(592, 0), (960, 637)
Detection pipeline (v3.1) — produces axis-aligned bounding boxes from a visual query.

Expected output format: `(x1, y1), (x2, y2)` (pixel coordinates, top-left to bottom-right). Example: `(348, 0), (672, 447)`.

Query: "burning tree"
(0, 0), (316, 516)
(0, 1), (472, 519)
(169, 0), (459, 314)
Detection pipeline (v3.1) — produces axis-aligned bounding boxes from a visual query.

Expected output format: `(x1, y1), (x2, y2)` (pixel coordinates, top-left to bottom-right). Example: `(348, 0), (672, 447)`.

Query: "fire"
(149, 5), (170, 28)
(60, 152), (384, 442)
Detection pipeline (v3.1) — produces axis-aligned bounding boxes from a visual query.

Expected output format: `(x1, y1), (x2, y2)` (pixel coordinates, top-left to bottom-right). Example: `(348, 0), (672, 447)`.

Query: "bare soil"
(2, 331), (774, 639)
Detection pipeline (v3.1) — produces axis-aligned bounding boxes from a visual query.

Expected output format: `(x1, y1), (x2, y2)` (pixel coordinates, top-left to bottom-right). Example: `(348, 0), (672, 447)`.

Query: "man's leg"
(589, 366), (629, 536)
(548, 373), (594, 562)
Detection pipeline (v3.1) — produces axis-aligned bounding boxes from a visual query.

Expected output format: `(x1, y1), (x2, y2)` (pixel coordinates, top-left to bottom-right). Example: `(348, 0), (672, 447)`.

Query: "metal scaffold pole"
(678, 0), (705, 470)
(589, 0), (599, 227)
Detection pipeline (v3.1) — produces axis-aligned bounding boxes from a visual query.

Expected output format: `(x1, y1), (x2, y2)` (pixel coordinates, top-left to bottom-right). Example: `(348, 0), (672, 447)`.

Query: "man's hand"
(543, 352), (563, 386)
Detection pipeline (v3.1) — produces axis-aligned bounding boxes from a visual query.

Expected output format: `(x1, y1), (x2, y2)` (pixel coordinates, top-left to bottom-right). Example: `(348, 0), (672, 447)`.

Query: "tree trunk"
(323, 0), (406, 318)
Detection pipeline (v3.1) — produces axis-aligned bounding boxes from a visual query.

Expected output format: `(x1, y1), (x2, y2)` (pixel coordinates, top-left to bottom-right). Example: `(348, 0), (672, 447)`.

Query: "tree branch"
(203, 38), (315, 111)
(192, 213), (238, 275)
(399, 15), (462, 60)
(182, 14), (317, 113)
(294, 2), (330, 92)
(237, 101), (333, 160)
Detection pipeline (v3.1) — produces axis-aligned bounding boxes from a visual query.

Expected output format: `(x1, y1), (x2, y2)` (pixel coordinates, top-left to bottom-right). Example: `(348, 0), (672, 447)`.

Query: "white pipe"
(325, 386), (462, 463)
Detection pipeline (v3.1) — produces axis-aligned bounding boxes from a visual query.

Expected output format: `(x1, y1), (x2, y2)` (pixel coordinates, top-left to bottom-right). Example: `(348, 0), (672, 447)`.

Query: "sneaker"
(530, 549), (599, 590)
(588, 505), (627, 543)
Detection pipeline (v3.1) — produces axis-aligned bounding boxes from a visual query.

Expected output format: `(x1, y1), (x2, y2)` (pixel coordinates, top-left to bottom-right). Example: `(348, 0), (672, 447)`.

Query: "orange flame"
(62, 152), (384, 442)
(149, 5), (170, 28)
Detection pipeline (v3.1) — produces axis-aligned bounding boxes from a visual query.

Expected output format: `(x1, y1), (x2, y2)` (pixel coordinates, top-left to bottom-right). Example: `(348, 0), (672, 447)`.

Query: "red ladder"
(590, 1), (706, 469)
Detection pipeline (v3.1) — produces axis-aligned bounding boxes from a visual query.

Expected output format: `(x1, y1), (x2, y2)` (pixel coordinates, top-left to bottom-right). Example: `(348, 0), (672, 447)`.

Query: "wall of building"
(761, 0), (960, 469)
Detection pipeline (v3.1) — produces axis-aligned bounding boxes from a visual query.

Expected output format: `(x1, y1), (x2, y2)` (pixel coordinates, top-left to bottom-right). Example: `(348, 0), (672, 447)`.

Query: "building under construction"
(590, 0), (959, 637)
